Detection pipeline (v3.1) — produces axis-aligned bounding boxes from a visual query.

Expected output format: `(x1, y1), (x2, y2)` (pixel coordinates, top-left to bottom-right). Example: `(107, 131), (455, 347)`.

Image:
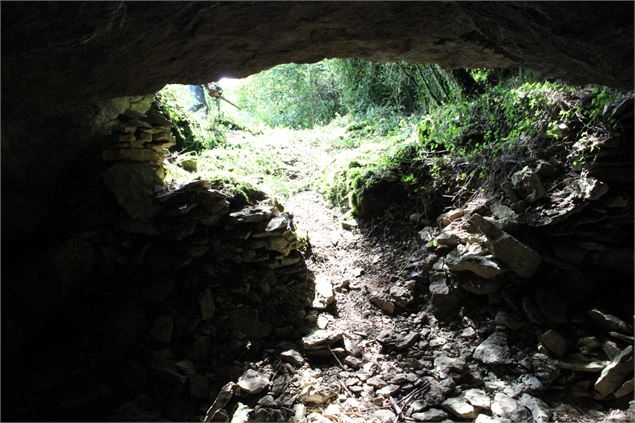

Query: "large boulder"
(102, 162), (162, 219)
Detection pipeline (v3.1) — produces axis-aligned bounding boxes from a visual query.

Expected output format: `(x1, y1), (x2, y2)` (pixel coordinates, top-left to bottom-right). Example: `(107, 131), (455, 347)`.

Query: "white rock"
(230, 402), (251, 423)
(312, 274), (335, 309)
(236, 369), (269, 394)
(473, 331), (511, 365)
(298, 382), (338, 405)
(442, 396), (477, 419)
(412, 408), (447, 422)
(464, 388), (491, 410)
(594, 345), (634, 396)
(302, 330), (343, 350)
(376, 384), (400, 397)
(491, 393), (532, 422)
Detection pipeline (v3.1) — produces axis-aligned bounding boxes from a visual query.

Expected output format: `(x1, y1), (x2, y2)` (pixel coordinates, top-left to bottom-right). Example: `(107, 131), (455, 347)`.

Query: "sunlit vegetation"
(153, 59), (621, 217)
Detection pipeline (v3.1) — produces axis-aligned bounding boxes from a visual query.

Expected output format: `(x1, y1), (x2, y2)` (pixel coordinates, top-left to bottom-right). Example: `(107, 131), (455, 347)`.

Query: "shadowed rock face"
(2, 2), (633, 119)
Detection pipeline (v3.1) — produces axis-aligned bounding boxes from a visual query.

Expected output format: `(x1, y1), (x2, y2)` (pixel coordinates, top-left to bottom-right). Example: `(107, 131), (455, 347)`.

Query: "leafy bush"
(236, 59), (461, 130)
(151, 84), (236, 153)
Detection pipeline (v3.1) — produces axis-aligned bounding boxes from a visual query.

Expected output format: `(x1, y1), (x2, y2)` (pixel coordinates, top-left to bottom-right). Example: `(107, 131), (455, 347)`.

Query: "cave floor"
(161, 123), (633, 422)
(201, 185), (630, 422)
(240, 191), (626, 422)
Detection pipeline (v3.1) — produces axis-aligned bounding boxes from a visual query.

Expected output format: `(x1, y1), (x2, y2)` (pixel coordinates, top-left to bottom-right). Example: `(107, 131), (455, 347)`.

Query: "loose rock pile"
(7, 111), (315, 421)
(385, 93), (635, 419)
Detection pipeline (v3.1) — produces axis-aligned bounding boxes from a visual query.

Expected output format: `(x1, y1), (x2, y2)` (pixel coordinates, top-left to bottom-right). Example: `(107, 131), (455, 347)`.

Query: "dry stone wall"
(3, 111), (315, 421)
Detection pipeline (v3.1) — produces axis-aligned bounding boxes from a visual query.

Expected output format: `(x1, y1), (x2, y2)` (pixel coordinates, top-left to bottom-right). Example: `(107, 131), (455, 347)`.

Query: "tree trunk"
(450, 69), (484, 97)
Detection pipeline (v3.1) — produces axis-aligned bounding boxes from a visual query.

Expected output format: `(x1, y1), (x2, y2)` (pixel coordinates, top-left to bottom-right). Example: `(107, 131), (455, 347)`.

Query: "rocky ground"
(194, 93), (635, 423)
(199, 181), (633, 423)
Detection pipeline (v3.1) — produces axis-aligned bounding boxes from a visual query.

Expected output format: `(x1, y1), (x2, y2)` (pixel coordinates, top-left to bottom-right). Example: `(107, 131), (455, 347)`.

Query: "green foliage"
(235, 62), (343, 129)
(151, 84), (238, 153)
(416, 79), (580, 159)
(236, 59), (460, 129)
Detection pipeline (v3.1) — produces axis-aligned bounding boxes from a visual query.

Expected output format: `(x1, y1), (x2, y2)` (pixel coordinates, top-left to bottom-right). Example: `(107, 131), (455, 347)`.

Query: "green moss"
(150, 84), (230, 153)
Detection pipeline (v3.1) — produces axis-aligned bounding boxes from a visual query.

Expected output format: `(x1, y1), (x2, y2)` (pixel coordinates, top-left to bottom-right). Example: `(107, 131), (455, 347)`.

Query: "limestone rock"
(412, 408), (447, 422)
(280, 349), (305, 366)
(473, 331), (511, 365)
(594, 345), (634, 396)
(236, 369), (269, 394)
(503, 375), (545, 398)
(376, 384), (400, 397)
(434, 355), (468, 377)
(344, 356), (362, 369)
(491, 393), (532, 422)
(370, 296), (395, 315)
(397, 331), (420, 350)
(446, 243), (504, 279)
(389, 284), (414, 307)
(341, 219), (358, 230)
(460, 277), (501, 295)
(555, 356), (608, 373)
(603, 340), (622, 360)
(437, 208), (464, 228)
(230, 206), (274, 224)
(429, 272), (465, 313)
(302, 330), (343, 351)
(475, 415), (511, 423)
(578, 175), (609, 201)
(511, 166), (547, 203)
(540, 330), (567, 358)
(469, 214), (541, 278)
(464, 388), (491, 410)
(102, 162), (161, 219)
(517, 393), (551, 423)
(264, 214), (293, 234)
(442, 396), (478, 420)
(425, 377), (456, 407)
(298, 382), (338, 405)
(312, 274), (335, 310)
(343, 337), (362, 357)
(588, 309), (634, 335)
(370, 409), (396, 423)
(433, 220), (485, 247)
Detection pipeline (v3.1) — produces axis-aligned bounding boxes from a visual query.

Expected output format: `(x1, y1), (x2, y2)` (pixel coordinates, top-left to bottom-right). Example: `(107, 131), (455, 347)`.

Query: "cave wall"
(2, 1), (633, 120)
